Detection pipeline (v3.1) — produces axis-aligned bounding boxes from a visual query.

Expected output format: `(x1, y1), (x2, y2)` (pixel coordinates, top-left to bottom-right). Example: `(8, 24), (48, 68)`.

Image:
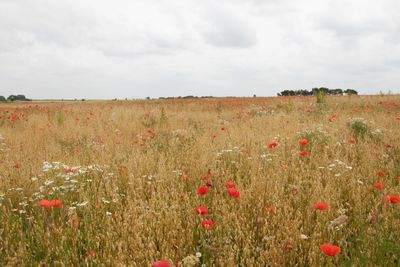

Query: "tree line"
(277, 87), (358, 96)
(0, 95), (31, 102)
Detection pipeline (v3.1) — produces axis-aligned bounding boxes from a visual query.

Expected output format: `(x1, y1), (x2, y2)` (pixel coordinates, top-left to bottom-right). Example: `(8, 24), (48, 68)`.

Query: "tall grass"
(0, 96), (399, 266)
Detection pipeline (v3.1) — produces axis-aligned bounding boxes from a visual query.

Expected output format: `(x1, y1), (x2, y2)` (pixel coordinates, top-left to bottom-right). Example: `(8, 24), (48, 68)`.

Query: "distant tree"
(0, 96), (6, 102)
(345, 89), (358, 95)
(7, 95), (29, 101)
(330, 89), (343, 95)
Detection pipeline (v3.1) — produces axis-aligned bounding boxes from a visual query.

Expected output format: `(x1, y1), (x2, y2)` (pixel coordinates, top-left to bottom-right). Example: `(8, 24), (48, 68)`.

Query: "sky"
(1, 0), (400, 99)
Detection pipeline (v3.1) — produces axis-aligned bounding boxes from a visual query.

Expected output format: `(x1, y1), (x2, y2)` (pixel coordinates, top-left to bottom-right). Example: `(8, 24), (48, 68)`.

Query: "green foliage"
(315, 91), (326, 104)
(347, 118), (369, 139)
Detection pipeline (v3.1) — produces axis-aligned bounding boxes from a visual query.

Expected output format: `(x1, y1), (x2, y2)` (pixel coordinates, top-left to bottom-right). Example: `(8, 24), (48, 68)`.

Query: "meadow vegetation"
(0, 95), (399, 266)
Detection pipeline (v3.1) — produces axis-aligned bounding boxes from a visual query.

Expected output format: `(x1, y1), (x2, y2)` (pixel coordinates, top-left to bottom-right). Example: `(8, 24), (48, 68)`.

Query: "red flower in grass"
(327, 113), (337, 122)
(228, 189), (240, 198)
(386, 144), (393, 149)
(201, 219), (213, 229)
(315, 202), (329, 211)
(38, 200), (52, 209)
(299, 150), (309, 156)
(385, 195), (400, 204)
(152, 259), (170, 267)
(225, 182), (236, 189)
(14, 163), (21, 169)
(51, 199), (63, 208)
(285, 243), (294, 250)
(299, 138), (308, 147)
(265, 206), (277, 214)
(194, 206), (208, 215)
(197, 186), (209, 195)
(320, 243), (340, 256)
(373, 182), (384, 190)
(38, 199), (62, 208)
(348, 137), (356, 144)
(268, 140), (278, 149)
(377, 170), (386, 177)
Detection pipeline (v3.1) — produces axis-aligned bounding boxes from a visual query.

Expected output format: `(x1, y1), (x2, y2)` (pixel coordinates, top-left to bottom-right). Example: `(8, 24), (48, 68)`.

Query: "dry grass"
(0, 95), (399, 266)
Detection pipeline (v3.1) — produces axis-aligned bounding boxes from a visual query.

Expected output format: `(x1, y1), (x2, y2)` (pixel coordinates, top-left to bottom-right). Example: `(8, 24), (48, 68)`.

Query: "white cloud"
(0, 0), (400, 98)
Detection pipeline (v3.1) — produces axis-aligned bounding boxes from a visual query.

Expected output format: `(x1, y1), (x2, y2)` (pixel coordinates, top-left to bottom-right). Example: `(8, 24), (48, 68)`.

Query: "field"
(0, 95), (399, 266)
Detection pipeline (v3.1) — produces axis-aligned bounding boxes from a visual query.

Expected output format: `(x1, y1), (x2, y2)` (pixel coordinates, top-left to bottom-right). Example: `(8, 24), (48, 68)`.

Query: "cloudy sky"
(1, 0), (399, 99)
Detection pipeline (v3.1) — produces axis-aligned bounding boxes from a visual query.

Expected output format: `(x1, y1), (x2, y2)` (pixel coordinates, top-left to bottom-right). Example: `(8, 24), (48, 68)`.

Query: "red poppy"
(211, 134), (218, 139)
(320, 243), (340, 256)
(268, 140), (278, 149)
(220, 127), (225, 131)
(85, 250), (97, 258)
(299, 138), (308, 147)
(194, 206), (208, 215)
(377, 170), (385, 177)
(152, 259), (170, 267)
(38, 199), (62, 208)
(348, 137), (356, 144)
(385, 195), (400, 204)
(225, 182), (236, 189)
(38, 200), (52, 209)
(386, 144), (393, 149)
(228, 189), (240, 198)
(201, 219), (213, 229)
(299, 150), (309, 156)
(197, 186), (209, 195)
(315, 202), (329, 211)
(51, 199), (63, 208)
(14, 163), (21, 169)
(373, 182), (384, 190)
(285, 243), (294, 250)
(327, 113), (337, 122)
(265, 206), (277, 214)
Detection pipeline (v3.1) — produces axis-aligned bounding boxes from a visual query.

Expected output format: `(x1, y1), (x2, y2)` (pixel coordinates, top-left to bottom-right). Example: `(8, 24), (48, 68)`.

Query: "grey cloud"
(0, 0), (400, 98)
(200, 5), (257, 48)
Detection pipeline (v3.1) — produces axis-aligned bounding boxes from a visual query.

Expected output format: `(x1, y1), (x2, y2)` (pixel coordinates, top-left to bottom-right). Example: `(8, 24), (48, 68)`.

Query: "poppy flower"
(14, 163), (21, 169)
(320, 243), (340, 256)
(197, 186), (209, 195)
(299, 150), (309, 156)
(225, 182), (236, 189)
(51, 199), (63, 208)
(299, 138), (308, 147)
(377, 170), (385, 177)
(327, 113), (337, 122)
(348, 137), (356, 144)
(152, 259), (170, 267)
(385, 195), (400, 204)
(228, 189), (240, 198)
(38, 200), (52, 209)
(386, 144), (393, 149)
(315, 202), (329, 211)
(85, 250), (97, 259)
(265, 206), (277, 214)
(373, 182), (384, 190)
(285, 243), (294, 250)
(194, 206), (208, 215)
(211, 134), (218, 139)
(201, 219), (213, 229)
(38, 199), (62, 208)
(220, 127), (225, 131)
(268, 140), (278, 149)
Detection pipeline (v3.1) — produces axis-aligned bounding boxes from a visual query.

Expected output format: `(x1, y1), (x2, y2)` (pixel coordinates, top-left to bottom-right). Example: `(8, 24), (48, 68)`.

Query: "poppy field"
(0, 95), (399, 266)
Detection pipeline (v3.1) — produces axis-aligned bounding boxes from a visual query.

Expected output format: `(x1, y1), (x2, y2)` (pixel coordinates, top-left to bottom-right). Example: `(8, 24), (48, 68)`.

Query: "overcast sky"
(1, 0), (400, 99)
